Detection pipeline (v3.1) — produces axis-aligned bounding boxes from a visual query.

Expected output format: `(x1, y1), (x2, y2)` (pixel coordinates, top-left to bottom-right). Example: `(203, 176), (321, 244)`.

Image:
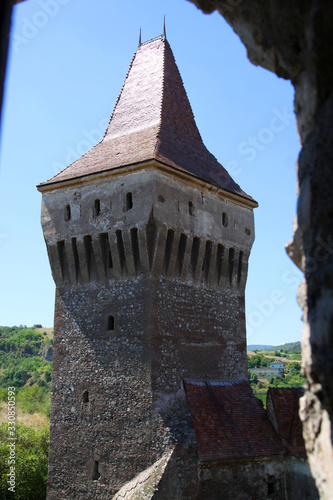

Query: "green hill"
(262, 341), (301, 353)
(0, 326), (53, 409)
(0, 326), (52, 498)
(247, 344), (274, 350)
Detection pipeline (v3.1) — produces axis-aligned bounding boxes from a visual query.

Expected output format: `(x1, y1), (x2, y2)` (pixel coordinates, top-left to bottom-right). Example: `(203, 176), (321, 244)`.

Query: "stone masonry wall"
(47, 273), (247, 498)
(151, 279), (247, 393)
(48, 280), (171, 499)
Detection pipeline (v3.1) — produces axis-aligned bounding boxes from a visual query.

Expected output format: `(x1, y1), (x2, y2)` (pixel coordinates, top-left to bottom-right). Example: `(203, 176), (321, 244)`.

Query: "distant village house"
(250, 363), (285, 378)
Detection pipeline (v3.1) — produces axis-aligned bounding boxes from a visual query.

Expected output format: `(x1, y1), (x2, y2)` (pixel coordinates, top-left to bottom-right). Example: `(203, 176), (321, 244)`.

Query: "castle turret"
(38, 34), (257, 499)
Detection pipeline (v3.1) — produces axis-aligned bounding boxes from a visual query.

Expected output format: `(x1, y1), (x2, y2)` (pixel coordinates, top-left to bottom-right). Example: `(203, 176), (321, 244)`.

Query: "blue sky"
(0, 0), (303, 345)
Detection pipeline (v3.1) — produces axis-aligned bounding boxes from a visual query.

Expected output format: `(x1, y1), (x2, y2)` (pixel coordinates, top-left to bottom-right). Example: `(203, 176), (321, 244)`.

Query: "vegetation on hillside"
(248, 343), (305, 407)
(0, 326), (52, 416)
(0, 423), (48, 499)
(0, 326), (52, 499)
(261, 341), (301, 354)
(247, 353), (273, 368)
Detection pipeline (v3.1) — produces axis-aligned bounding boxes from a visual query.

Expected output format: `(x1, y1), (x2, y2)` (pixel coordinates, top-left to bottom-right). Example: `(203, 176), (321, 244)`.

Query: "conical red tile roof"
(39, 36), (254, 203)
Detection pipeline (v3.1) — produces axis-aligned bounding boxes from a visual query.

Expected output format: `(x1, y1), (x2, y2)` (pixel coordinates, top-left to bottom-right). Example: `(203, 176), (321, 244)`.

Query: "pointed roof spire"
(163, 16), (166, 40)
(38, 37), (255, 204)
(138, 27), (141, 48)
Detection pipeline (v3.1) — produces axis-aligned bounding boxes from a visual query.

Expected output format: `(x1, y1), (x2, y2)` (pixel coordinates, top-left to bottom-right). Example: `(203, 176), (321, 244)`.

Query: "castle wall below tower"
(47, 271), (247, 498)
(151, 277), (247, 393)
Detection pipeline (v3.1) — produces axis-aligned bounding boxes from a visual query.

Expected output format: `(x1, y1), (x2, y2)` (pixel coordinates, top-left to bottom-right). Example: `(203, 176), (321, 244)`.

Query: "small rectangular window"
(94, 199), (101, 217)
(65, 204), (71, 221)
(92, 461), (100, 481)
(108, 315), (114, 330)
(126, 192), (133, 210)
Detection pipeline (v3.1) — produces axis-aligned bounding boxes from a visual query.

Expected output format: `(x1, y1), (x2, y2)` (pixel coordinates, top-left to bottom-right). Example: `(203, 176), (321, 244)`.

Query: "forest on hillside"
(248, 341), (302, 354)
(0, 326), (52, 499)
(262, 341), (302, 353)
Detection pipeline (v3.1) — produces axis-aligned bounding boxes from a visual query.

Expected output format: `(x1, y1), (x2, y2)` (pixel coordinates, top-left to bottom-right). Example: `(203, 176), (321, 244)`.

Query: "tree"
(0, 423), (48, 500)
(288, 362), (301, 375)
(248, 354), (268, 368)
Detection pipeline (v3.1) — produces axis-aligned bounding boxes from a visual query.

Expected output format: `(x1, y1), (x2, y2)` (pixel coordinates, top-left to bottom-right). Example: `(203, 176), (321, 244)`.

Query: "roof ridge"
(140, 34), (164, 47)
(166, 39), (204, 143)
(41, 44), (141, 185)
(268, 388), (282, 445)
(153, 39), (165, 159)
(285, 389), (300, 455)
(102, 47), (138, 141)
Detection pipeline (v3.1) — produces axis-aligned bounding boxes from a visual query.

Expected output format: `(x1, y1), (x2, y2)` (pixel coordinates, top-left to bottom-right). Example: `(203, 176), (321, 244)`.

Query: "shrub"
(0, 423), (48, 499)
(16, 386), (50, 417)
(0, 388), (9, 402)
(43, 367), (52, 383)
(254, 393), (266, 408)
(248, 354), (268, 368)
(287, 362), (301, 375)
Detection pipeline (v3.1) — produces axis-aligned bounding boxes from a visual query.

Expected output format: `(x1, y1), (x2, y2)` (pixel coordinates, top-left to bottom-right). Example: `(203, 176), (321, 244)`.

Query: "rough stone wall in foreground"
(187, 0), (333, 496)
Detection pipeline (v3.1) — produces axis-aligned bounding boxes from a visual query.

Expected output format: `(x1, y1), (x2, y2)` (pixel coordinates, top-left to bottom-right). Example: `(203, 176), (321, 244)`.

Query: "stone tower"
(38, 34), (257, 499)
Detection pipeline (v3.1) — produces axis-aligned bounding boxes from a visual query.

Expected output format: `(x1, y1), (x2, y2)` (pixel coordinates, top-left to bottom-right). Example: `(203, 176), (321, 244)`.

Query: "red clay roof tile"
(39, 37), (254, 203)
(266, 387), (306, 459)
(184, 380), (285, 462)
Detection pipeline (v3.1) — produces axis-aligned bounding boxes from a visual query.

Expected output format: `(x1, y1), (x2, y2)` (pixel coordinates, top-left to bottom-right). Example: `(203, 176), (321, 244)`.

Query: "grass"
(0, 403), (49, 430)
(34, 328), (53, 340)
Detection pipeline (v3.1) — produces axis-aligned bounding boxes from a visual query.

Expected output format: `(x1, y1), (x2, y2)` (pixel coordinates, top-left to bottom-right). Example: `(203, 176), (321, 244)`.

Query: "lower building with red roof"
(184, 380), (318, 499)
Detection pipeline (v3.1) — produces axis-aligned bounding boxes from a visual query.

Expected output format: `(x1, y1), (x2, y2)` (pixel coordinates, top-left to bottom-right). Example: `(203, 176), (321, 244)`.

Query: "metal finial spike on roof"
(163, 16), (166, 40)
(138, 28), (141, 48)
